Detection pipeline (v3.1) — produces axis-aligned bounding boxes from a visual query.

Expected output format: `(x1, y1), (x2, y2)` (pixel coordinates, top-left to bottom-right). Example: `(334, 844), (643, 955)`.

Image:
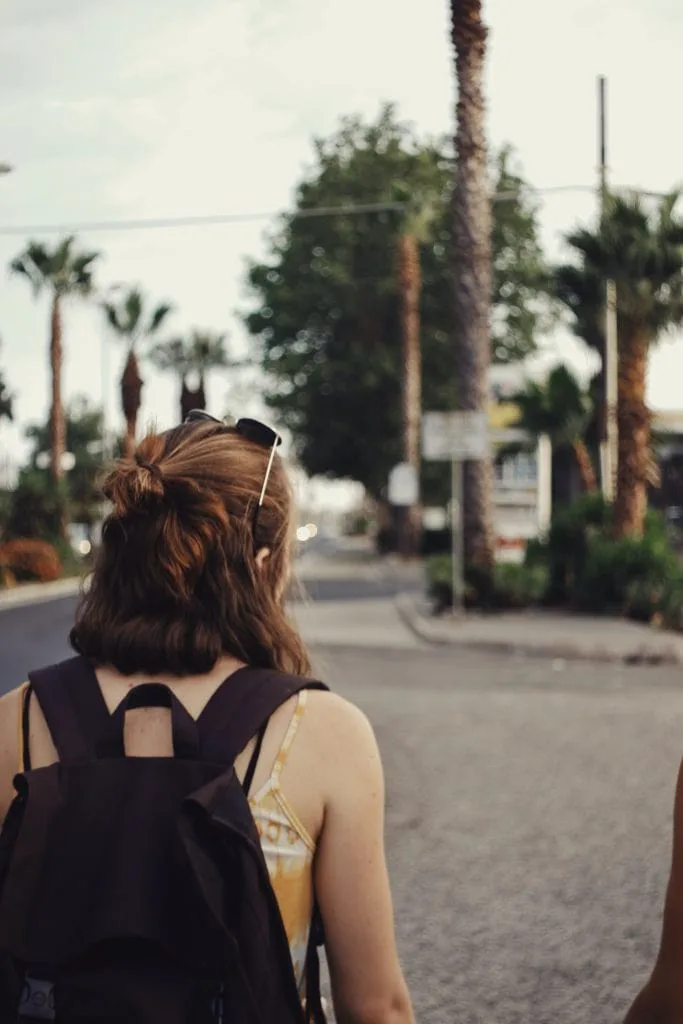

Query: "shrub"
(425, 554), (454, 613)
(425, 554), (548, 613)
(565, 509), (677, 619)
(659, 566), (683, 631)
(4, 471), (69, 546)
(493, 562), (549, 609)
(545, 493), (611, 605)
(425, 498), (683, 630)
(0, 538), (62, 583)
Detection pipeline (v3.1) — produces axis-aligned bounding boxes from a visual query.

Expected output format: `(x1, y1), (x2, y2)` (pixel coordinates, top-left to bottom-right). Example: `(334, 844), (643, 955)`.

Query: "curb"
(395, 593), (683, 667)
(0, 577), (83, 613)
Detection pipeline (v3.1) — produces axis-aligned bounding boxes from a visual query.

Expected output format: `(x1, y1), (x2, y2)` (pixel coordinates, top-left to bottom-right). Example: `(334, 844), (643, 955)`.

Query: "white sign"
(387, 462), (419, 506)
(422, 411), (490, 461)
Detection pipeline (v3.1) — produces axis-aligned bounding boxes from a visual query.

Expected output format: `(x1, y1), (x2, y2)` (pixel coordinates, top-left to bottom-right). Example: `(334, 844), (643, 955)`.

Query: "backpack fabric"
(0, 655), (329, 1024)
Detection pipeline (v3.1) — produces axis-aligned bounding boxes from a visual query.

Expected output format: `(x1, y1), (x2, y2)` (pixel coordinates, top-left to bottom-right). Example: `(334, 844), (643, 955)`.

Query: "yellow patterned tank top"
(248, 690), (315, 990)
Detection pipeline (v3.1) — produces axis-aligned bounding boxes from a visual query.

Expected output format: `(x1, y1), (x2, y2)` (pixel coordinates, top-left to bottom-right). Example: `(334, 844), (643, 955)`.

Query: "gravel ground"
(320, 644), (683, 1024)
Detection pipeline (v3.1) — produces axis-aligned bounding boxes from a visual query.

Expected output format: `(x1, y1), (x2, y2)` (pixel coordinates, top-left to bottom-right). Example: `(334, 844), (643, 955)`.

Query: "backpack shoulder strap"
(27, 655), (112, 765)
(198, 666), (329, 765)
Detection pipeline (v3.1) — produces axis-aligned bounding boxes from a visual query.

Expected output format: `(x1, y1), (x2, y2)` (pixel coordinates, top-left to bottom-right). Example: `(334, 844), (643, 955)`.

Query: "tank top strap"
(270, 689), (308, 788)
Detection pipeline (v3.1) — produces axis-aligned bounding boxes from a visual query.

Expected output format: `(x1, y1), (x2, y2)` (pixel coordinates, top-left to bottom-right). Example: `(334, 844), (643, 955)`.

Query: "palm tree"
(150, 330), (229, 422)
(511, 365), (598, 504)
(102, 288), (174, 457)
(397, 231), (421, 558)
(450, 0), (495, 569)
(556, 191), (683, 537)
(396, 198), (437, 557)
(10, 237), (99, 482)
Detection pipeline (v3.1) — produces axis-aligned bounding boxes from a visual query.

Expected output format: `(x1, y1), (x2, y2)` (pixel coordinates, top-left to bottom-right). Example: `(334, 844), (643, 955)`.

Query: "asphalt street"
(1, 587), (682, 1023)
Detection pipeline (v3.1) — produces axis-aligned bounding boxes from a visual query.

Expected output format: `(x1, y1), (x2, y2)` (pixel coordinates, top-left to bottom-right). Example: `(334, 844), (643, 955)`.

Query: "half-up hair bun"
(103, 436), (166, 514)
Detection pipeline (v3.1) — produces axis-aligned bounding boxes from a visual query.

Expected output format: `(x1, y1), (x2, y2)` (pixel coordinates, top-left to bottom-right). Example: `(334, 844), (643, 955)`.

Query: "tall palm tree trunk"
(180, 379), (205, 420)
(451, 0), (495, 570)
(196, 374), (207, 414)
(121, 350), (143, 458)
(49, 295), (66, 483)
(572, 439), (598, 494)
(614, 328), (650, 538)
(397, 232), (422, 556)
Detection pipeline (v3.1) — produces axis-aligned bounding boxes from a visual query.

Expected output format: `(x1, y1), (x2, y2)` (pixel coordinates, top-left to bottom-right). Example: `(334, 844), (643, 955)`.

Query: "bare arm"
(623, 758), (683, 1023)
(314, 697), (414, 1024)
(0, 686), (23, 825)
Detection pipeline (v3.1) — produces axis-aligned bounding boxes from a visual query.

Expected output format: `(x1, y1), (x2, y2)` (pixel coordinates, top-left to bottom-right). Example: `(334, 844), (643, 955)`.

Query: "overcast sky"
(1, 0), (683, 470)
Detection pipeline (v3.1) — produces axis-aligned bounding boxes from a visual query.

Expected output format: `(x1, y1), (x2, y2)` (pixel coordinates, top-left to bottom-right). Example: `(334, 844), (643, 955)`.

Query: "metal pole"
(451, 458), (464, 614)
(598, 75), (618, 502)
(598, 77), (607, 201)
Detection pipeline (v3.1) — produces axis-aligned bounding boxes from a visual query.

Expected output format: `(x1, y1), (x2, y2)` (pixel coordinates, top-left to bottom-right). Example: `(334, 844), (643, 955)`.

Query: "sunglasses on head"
(183, 409), (282, 539)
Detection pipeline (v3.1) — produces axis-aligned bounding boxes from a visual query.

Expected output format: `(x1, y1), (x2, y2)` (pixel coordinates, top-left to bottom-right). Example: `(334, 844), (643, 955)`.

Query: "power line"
(0, 201), (408, 238)
(0, 183), (665, 238)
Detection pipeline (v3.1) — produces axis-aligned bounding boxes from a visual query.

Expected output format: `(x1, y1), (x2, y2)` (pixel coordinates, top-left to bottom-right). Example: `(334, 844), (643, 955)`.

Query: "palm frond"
(102, 303), (125, 335)
(147, 302), (174, 336)
(53, 236), (75, 275)
(70, 251), (99, 294)
(189, 330), (229, 370)
(149, 337), (190, 374)
(8, 256), (42, 296)
(557, 188), (683, 346)
(9, 242), (54, 296)
(123, 289), (144, 335)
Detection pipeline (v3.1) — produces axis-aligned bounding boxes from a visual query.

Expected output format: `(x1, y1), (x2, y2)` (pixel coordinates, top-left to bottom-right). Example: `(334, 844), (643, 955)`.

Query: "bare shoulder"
(303, 690), (382, 778)
(0, 684), (24, 756)
(306, 689), (376, 735)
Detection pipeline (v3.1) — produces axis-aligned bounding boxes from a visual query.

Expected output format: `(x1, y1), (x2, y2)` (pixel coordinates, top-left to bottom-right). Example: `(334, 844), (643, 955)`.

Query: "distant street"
(1, 558), (682, 1023)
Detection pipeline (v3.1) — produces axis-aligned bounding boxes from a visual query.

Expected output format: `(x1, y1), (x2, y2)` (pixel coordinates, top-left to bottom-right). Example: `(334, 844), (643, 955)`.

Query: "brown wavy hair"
(70, 420), (311, 677)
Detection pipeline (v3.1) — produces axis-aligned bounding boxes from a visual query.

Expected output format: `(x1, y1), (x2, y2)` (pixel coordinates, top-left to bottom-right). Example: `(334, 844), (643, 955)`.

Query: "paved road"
(1, 590), (682, 1023)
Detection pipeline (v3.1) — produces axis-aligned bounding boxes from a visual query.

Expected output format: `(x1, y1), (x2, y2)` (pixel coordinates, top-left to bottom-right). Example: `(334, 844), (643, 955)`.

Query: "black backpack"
(0, 655), (329, 1024)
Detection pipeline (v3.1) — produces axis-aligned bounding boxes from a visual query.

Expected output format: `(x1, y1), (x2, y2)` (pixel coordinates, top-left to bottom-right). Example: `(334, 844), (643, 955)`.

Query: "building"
(487, 365), (551, 560)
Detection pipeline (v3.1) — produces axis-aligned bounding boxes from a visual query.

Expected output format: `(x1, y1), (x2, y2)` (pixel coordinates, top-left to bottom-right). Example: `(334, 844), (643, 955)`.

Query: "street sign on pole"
(422, 411), (490, 462)
(387, 462), (419, 507)
(422, 410), (490, 614)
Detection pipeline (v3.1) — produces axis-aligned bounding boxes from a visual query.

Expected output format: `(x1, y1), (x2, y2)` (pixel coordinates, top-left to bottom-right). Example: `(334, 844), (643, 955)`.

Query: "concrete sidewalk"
(0, 576), (83, 611)
(293, 598), (423, 650)
(396, 592), (683, 666)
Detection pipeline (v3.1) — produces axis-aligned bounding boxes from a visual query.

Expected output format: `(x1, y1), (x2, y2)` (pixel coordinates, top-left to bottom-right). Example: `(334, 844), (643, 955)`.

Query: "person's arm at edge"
(624, 758), (683, 1023)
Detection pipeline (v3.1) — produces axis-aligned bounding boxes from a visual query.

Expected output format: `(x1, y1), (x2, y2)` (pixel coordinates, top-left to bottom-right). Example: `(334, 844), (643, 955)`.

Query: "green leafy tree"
(103, 287), (174, 456)
(6, 397), (105, 545)
(151, 330), (229, 421)
(4, 472), (67, 545)
(25, 396), (105, 529)
(245, 107), (548, 504)
(491, 146), (554, 363)
(555, 191), (683, 537)
(9, 236), (99, 484)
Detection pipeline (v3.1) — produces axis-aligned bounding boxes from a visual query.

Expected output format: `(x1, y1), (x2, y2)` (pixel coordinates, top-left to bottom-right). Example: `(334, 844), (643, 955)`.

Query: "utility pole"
(598, 76), (618, 501)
